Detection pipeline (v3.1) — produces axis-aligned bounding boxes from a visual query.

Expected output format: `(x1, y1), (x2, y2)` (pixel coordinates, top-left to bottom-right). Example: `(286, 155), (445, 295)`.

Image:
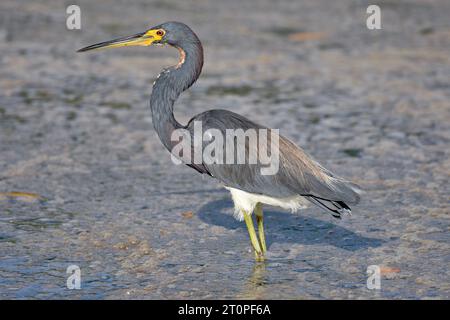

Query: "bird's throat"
(150, 40), (204, 151)
(175, 46), (186, 69)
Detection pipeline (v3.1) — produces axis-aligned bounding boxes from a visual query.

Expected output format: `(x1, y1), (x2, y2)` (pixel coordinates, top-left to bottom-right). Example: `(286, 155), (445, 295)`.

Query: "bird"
(78, 21), (361, 261)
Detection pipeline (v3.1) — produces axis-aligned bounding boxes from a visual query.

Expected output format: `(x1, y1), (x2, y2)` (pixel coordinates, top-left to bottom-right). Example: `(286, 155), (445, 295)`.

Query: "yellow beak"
(77, 29), (163, 52)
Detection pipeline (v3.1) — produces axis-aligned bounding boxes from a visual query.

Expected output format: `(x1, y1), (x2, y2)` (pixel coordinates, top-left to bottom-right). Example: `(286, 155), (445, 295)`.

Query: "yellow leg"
(255, 203), (267, 253)
(243, 210), (264, 261)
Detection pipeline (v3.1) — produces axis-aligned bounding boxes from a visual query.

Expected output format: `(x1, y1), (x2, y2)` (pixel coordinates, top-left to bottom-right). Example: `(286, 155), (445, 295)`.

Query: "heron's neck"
(150, 40), (203, 150)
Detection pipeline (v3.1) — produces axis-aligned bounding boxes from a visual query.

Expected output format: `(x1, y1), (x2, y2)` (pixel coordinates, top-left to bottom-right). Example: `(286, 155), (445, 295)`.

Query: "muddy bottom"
(0, 0), (449, 299)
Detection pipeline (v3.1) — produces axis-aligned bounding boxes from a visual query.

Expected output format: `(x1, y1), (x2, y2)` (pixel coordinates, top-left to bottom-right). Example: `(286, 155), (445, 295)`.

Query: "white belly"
(225, 187), (310, 221)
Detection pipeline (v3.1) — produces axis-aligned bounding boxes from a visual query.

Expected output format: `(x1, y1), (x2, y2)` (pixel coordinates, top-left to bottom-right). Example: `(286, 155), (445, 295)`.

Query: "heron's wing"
(276, 135), (361, 205)
(185, 109), (361, 205)
(185, 109), (292, 197)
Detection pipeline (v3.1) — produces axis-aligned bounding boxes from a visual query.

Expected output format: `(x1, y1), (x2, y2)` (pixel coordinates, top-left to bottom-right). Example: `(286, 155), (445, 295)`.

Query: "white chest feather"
(225, 187), (309, 221)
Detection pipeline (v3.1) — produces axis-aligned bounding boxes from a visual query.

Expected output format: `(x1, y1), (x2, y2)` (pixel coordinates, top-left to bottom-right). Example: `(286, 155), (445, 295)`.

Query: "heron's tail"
(305, 195), (352, 219)
(304, 178), (363, 219)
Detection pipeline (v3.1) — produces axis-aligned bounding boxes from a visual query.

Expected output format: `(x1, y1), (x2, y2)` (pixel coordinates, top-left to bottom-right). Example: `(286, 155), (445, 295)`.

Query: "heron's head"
(77, 21), (198, 52)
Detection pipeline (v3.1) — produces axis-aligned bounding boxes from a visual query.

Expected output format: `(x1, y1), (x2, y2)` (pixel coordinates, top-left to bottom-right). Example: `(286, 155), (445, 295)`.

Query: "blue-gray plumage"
(78, 21), (361, 260)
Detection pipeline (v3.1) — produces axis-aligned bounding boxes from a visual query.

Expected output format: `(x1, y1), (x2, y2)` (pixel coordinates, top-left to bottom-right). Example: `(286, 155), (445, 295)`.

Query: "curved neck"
(150, 40), (203, 150)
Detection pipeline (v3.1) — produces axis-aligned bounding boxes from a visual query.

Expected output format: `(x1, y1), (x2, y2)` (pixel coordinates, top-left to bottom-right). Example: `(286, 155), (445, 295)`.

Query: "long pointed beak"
(77, 31), (155, 52)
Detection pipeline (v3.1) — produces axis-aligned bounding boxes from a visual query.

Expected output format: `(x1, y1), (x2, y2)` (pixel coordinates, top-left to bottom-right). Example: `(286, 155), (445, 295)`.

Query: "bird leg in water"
(255, 203), (267, 253)
(243, 211), (264, 261)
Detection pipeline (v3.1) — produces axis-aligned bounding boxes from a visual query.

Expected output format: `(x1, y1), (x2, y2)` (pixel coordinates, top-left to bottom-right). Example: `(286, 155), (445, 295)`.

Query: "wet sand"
(0, 0), (449, 299)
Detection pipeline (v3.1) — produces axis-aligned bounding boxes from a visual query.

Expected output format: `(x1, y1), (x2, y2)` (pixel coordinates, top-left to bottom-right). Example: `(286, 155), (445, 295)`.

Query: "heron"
(78, 21), (361, 261)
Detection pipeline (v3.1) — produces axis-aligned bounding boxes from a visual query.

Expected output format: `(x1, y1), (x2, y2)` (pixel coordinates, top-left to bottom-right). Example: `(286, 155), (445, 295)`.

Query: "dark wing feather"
(185, 163), (211, 176)
(303, 196), (351, 219)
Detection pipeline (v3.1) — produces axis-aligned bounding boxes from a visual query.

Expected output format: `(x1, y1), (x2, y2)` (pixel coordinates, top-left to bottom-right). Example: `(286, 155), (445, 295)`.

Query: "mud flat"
(0, 0), (449, 299)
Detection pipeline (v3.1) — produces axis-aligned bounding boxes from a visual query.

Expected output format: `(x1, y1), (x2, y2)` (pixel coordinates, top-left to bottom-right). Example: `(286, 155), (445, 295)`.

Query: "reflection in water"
(237, 262), (268, 299)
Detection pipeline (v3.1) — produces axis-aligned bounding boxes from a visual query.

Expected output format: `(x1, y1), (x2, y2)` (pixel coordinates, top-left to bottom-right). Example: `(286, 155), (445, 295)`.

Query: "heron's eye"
(156, 30), (165, 37)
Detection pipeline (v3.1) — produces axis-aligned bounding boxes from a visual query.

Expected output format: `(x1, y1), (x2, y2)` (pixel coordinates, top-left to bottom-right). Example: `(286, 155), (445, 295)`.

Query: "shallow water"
(0, 0), (449, 299)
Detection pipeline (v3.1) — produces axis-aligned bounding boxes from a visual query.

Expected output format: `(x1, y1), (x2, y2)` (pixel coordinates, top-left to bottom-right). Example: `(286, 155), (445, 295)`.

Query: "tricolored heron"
(78, 21), (361, 261)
